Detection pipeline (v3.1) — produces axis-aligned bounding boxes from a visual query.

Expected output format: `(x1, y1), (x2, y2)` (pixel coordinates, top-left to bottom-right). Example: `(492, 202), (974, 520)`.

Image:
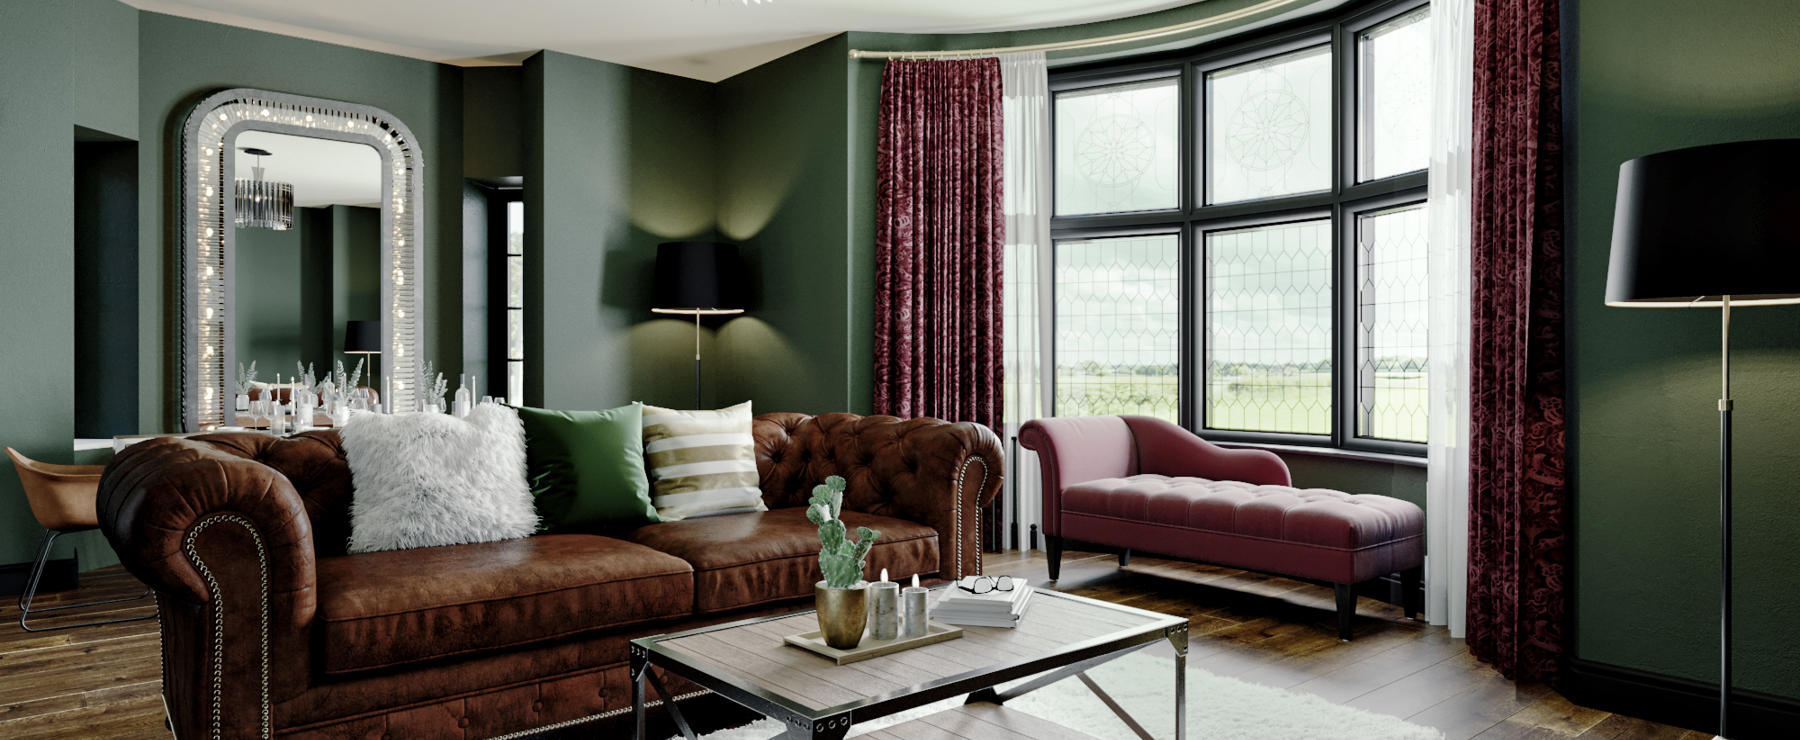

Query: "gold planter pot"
(814, 582), (868, 650)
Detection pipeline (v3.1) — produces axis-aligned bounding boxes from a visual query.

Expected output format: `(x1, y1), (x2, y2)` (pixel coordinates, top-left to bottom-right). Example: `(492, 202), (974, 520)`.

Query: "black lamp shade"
(344, 320), (381, 354)
(1606, 139), (1800, 307)
(652, 241), (745, 314)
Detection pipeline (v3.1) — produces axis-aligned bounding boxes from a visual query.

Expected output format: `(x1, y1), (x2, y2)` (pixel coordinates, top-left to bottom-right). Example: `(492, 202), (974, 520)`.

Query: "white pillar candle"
(870, 580), (899, 641)
(902, 573), (928, 639)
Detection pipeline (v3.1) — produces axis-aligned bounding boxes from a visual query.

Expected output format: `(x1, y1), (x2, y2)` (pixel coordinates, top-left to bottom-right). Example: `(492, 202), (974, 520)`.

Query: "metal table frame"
(631, 589), (1189, 740)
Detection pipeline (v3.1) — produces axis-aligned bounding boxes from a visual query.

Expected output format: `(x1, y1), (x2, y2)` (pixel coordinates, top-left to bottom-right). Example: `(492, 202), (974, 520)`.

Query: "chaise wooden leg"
(1046, 536), (1063, 581)
(1399, 566), (1423, 620)
(1334, 583), (1355, 641)
(1118, 548), (1131, 568)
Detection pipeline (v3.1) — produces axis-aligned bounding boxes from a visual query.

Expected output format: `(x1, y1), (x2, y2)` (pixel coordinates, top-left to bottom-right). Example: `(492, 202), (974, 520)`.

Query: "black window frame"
(1048, 0), (1430, 456)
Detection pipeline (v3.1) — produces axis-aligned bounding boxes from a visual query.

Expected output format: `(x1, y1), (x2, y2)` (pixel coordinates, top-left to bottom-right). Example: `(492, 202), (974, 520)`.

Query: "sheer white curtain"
(1000, 51), (1052, 553)
(1425, 0), (1474, 638)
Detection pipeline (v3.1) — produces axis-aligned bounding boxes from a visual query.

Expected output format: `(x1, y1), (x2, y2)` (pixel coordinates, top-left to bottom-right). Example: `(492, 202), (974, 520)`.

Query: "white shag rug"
(675, 651), (1442, 740)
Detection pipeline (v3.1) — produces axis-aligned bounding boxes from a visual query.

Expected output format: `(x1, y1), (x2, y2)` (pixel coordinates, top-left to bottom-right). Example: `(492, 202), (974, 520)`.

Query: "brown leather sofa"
(98, 412), (1002, 739)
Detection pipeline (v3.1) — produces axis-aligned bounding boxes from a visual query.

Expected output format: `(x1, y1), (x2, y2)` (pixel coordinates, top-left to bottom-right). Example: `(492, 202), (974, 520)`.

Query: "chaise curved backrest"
(1117, 415), (1290, 487)
(1019, 415), (1290, 537)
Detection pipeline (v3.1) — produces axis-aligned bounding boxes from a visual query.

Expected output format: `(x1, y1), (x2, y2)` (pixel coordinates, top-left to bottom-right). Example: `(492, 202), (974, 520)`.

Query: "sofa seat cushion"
(1060, 474), (1423, 583)
(624, 507), (939, 614)
(314, 534), (693, 676)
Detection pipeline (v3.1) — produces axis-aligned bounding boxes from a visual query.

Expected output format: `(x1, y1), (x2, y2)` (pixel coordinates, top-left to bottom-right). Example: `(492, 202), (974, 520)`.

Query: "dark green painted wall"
(714, 36), (854, 415)
(464, 67), (525, 182)
(0, 1), (81, 570)
(331, 206), (383, 356)
(74, 139), (140, 440)
(235, 217), (309, 372)
(522, 51), (720, 412)
(1, 0), (142, 571)
(233, 206), (380, 375)
(1567, 0), (1800, 700)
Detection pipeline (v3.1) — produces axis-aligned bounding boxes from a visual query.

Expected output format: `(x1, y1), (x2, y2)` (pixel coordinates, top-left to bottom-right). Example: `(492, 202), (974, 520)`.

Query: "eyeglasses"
(958, 575), (1015, 595)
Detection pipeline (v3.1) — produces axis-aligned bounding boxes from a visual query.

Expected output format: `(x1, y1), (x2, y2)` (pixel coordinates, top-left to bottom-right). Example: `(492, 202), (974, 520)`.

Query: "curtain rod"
(846, 0), (1309, 60)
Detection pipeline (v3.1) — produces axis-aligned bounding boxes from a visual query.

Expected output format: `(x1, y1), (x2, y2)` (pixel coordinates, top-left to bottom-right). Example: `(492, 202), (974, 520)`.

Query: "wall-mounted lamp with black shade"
(1605, 138), (1800, 739)
(651, 242), (746, 408)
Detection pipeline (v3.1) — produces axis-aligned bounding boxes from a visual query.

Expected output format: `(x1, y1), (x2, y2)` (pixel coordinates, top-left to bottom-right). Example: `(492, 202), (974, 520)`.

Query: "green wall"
(0, 0), (142, 572)
(331, 205), (383, 355)
(235, 216), (309, 371)
(1567, 0), (1800, 700)
(523, 51), (720, 411)
(713, 36), (855, 415)
(233, 206), (380, 375)
(0, 2), (80, 571)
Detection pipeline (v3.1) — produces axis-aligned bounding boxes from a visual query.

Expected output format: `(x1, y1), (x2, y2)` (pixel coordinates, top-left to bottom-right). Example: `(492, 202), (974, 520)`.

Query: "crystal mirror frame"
(180, 88), (426, 431)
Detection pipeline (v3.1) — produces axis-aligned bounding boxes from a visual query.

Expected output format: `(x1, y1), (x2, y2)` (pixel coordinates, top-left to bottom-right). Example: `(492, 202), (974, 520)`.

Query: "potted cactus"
(807, 475), (881, 649)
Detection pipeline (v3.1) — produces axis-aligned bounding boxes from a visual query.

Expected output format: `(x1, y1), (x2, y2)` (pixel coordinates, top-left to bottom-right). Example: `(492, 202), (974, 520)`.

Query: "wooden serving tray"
(783, 621), (964, 665)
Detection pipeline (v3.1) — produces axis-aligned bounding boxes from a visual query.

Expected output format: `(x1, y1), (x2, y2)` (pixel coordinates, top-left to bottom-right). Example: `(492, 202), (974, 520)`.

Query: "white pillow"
(341, 403), (538, 553)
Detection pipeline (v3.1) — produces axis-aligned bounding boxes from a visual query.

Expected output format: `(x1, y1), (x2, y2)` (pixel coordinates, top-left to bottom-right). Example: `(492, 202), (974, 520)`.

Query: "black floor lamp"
(1604, 139), (1800, 739)
(652, 242), (745, 408)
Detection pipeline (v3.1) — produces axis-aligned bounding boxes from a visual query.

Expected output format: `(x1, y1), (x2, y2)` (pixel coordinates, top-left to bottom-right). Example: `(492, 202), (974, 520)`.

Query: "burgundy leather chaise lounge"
(1020, 414), (1423, 640)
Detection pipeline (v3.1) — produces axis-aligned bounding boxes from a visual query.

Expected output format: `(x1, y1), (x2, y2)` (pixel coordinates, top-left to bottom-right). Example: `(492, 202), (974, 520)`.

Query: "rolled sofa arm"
(753, 413), (1004, 580)
(99, 435), (319, 738)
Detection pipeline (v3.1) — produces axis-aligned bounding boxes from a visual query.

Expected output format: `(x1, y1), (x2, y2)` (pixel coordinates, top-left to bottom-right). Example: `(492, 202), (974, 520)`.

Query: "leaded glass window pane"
(1358, 7), (1431, 181)
(1054, 79), (1180, 216)
(1355, 204), (1428, 442)
(1054, 234), (1179, 420)
(1205, 219), (1333, 434)
(1206, 45), (1332, 204)
(506, 256), (524, 310)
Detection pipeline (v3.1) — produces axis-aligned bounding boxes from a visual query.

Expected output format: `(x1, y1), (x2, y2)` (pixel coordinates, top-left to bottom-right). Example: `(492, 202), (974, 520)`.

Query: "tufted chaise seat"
(1021, 415), (1423, 640)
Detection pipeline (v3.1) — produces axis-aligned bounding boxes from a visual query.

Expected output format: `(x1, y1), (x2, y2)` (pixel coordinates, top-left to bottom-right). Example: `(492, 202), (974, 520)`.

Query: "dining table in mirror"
(179, 89), (426, 431)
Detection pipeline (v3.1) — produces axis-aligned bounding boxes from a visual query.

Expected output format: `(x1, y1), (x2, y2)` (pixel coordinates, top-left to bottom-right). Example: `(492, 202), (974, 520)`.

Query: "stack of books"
(931, 577), (1034, 628)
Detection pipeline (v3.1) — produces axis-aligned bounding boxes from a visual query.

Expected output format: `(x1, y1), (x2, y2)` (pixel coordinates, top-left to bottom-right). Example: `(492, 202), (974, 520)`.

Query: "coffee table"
(629, 588), (1189, 740)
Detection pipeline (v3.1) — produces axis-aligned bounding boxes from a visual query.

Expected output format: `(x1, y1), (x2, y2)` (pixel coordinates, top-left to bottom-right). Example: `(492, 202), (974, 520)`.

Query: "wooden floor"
(0, 551), (1707, 739)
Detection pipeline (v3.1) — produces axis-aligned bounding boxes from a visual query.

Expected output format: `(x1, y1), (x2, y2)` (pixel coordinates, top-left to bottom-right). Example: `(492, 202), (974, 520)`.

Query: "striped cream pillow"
(641, 402), (767, 520)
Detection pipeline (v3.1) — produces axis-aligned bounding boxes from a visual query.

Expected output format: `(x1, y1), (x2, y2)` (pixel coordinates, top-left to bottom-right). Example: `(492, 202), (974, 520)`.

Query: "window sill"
(1212, 440), (1428, 469)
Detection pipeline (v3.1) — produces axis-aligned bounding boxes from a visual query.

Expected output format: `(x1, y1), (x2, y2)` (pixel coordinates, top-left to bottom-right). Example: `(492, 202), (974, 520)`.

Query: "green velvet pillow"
(514, 403), (659, 530)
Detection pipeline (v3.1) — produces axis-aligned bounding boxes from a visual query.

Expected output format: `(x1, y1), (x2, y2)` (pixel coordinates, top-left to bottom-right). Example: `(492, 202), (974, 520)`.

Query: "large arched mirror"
(179, 88), (426, 430)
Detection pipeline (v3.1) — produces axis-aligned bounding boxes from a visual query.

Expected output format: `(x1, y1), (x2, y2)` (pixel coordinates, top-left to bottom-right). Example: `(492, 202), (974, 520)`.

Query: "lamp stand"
(693, 312), (703, 409)
(1716, 296), (1733, 739)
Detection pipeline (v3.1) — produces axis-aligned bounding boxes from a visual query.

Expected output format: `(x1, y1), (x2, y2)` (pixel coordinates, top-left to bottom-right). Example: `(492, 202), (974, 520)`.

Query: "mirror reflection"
(230, 130), (382, 428)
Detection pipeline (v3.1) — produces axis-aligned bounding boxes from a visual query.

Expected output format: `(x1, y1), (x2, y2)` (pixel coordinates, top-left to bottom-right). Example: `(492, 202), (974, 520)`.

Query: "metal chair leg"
(19, 529), (156, 632)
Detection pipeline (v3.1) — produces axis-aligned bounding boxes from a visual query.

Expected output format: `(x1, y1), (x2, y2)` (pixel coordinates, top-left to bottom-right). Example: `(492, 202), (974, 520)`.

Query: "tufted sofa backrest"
(124, 411), (999, 559)
(752, 412), (967, 514)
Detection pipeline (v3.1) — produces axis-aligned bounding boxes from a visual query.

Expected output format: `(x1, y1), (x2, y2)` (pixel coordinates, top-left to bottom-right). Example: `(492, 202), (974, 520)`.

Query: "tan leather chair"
(6, 447), (153, 631)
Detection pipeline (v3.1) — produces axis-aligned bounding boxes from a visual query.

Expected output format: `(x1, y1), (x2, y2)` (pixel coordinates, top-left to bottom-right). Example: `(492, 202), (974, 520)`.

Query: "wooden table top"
(643, 588), (1184, 720)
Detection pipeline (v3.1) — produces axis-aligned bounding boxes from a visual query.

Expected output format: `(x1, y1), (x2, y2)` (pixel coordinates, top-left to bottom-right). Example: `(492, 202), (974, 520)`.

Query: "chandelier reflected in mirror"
(235, 146), (294, 230)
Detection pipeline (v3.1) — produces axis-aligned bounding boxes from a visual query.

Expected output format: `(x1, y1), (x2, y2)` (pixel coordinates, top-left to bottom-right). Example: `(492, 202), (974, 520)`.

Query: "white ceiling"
(123, 0), (1204, 82)
(235, 131), (381, 209)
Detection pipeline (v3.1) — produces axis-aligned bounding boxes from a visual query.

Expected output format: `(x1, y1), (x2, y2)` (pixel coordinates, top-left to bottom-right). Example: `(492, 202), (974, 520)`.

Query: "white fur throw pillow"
(341, 404), (538, 553)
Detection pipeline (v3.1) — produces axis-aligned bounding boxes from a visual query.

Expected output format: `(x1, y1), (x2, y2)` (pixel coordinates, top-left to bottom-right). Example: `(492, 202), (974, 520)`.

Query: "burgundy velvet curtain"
(1466, 0), (1570, 682)
(873, 59), (1005, 433)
